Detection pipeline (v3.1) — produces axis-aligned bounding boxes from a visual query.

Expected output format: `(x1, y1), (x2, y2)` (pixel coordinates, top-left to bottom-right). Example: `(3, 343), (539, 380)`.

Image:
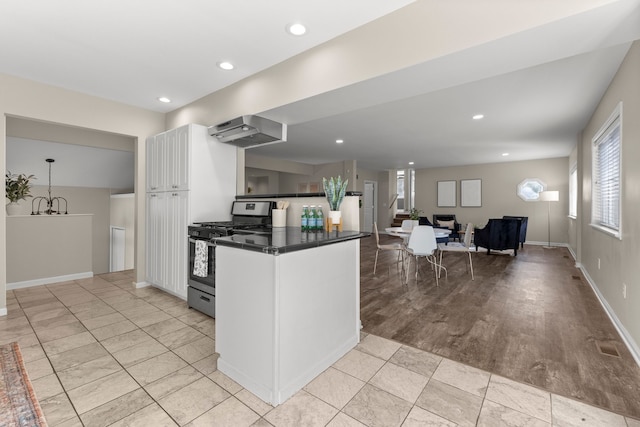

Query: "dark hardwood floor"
(359, 234), (640, 419)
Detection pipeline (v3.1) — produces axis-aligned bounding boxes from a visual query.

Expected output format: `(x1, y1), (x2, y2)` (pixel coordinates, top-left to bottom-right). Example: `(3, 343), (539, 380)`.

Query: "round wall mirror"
(517, 178), (546, 201)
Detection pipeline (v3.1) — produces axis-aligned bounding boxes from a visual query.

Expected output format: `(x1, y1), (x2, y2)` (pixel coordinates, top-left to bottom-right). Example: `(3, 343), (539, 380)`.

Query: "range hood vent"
(208, 115), (287, 148)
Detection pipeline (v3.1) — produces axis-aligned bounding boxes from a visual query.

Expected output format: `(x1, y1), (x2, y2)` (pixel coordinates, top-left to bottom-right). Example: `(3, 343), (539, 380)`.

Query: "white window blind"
(591, 105), (621, 236)
(569, 166), (577, 218)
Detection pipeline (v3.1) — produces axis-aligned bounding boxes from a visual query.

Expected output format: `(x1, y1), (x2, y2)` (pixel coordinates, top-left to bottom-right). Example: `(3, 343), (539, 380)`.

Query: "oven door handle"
(189, 238), (215, 247)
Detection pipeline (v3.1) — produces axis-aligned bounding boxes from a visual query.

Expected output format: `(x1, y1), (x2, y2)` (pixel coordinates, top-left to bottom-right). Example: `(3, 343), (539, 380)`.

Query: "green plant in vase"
(6, 171), (35, 215)
(409, 208), (422, 221)
(322, 176), (349, 225)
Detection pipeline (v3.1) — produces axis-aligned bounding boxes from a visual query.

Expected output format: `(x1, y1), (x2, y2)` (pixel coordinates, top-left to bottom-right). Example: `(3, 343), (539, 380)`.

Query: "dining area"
(374, 220), (475, 286)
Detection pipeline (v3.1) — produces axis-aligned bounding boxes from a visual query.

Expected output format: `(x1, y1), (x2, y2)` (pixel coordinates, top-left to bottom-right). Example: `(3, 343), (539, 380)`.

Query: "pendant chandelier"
(31, 158), (69, 215)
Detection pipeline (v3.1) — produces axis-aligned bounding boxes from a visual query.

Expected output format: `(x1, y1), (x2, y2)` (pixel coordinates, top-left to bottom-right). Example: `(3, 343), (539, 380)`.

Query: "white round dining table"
(385, 226), (451, 242)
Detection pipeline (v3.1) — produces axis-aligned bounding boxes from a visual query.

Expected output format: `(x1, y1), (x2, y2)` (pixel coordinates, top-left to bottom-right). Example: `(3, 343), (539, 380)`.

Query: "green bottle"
(301, 205), (309, 231)
(317, 206), (324, 231)
(310, 205), (318, 231)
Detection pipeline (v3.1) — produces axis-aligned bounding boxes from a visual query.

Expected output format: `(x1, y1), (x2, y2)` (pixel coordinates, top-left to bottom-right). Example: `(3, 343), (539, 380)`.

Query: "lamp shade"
(539, 190), (559, 202)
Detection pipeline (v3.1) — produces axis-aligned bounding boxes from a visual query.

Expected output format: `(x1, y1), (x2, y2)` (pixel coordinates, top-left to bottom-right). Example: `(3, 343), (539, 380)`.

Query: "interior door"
(363, 181), (376, 232)
(110, 226), (126, 272)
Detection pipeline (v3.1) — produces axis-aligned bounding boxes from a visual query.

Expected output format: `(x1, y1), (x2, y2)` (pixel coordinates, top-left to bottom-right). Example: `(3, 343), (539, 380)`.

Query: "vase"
(6, 202), (21, 216)
(328, 210), (342, 224)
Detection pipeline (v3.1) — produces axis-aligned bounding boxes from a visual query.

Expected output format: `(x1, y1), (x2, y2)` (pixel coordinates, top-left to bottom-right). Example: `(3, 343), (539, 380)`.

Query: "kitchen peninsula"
(214, 225), (369, 406)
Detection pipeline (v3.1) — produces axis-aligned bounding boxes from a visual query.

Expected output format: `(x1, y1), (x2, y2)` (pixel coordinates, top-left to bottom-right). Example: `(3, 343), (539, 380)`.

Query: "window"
(591, 103), (621, 238)
(396, 170), (405, 210)
(569, 165), (577, 218)
(409, 168), (415, 211)
(517, 178), (545, 201)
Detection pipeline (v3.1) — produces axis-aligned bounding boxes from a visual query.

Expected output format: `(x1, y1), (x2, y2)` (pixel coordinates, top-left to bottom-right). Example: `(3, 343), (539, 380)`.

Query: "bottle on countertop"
(309, 205), (317, 231)
(316, 206), (324, 232)
(301, 205), (309, 231)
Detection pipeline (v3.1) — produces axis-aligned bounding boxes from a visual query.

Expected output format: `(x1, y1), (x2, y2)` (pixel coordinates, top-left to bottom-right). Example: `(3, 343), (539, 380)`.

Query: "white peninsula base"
(215, 239), (360, 406)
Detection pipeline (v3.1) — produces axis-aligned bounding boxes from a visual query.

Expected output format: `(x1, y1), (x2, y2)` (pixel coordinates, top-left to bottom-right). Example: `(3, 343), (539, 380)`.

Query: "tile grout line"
(17, 282), (88, 426)
(81, 277), (262, 426)
(73, 278), (185, 427)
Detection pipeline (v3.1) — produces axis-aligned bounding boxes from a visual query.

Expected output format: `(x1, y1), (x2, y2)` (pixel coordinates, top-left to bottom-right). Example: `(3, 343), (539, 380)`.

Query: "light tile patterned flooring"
(2, 271), (639, 427)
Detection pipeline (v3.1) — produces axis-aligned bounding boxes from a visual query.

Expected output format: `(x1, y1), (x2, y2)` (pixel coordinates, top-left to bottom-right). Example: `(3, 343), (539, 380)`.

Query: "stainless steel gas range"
(187, 200), (275, 317)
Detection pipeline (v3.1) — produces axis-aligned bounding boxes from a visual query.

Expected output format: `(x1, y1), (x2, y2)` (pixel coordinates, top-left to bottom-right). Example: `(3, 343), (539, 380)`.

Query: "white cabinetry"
(216, 240), (360, 405)
(146, 127), (190, 192)
(166, 190), (189, 297)
(146, 191), (189, 297)
(146, 132), (165, 192)
(145, 124), (237, 298)
(146, 192), (167, 287)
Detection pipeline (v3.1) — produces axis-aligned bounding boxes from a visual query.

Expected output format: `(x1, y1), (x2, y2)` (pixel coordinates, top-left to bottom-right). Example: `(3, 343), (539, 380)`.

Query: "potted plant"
(5, 171), (35, 215)
(402, 207), (422, 230)
(322, 175), (349, 224)
(409, 208), (422, 221)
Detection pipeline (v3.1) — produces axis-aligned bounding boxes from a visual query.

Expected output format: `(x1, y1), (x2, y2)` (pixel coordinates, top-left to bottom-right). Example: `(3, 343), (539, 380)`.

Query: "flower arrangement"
(322, 176), (349, 211)
(5, 171), (35, 203)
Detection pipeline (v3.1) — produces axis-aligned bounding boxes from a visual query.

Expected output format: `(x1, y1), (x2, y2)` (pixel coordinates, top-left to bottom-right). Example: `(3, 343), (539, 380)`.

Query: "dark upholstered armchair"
(503, 216), (528, 248)
(474, 218), (522, 256)
(418, 216), (450, 243)
(432, 214), (460, 241)
(418, 216), (432, 226)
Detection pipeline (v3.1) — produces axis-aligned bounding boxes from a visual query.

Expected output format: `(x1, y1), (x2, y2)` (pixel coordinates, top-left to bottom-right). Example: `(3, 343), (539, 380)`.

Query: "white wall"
(7, 215), (92, 285)
(246, 168), (280, 195)
(1, 72), (165, 312)
(27, 185), (112, 274)
(578, 40), (640, 358)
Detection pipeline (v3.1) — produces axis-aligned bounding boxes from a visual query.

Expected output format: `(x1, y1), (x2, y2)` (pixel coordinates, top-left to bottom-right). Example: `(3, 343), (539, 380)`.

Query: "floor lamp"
(539, 190), (559, 248)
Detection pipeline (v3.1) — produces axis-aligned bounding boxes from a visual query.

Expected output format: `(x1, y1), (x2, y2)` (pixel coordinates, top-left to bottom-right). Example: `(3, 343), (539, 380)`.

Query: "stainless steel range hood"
(208, 115), (287, 148)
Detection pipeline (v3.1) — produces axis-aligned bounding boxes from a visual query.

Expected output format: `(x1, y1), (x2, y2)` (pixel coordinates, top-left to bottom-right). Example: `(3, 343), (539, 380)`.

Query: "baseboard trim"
(0, 307), (7, 317)
(523, 241), (569, 247)
(571, 259), (640, 368)
(134, 281), (150, 289)
(7, 272), (94, 290)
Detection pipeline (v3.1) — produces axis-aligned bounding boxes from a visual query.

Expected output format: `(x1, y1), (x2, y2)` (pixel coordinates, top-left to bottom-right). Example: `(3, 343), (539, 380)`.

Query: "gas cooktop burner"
(190, 200), (275, 236)
(193, 221), (234, 228)
(192, 221), (270, 230)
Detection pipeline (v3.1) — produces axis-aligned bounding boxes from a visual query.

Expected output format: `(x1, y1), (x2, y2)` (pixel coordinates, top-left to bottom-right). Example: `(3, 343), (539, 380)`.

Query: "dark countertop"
(236, 191), (362, 199)
(213, 227), (370, 255)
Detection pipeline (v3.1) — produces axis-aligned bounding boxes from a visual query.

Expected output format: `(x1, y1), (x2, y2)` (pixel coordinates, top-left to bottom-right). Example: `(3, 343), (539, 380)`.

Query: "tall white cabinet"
(145, 124), (237, 298)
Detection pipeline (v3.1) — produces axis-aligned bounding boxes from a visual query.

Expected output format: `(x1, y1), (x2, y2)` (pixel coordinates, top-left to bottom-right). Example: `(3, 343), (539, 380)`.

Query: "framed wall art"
(461, 179), (482, 207)
(437, 180), (456, 207)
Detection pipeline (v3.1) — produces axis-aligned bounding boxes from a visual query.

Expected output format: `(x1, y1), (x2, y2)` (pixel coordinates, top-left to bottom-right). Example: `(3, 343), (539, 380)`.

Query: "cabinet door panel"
(146, 192), (167, 286)
(146, 133), (166, 192)
(166, 191), (189, 297)
(173, 125), (190, 191)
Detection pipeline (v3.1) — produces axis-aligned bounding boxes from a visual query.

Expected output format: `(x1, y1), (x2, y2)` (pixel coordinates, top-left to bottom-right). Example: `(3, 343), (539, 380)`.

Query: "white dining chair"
(373, 222), (403, 275)
(438, 222), (475, 280)
(404, 225), (446, 286)
(401, 219), (419, 231)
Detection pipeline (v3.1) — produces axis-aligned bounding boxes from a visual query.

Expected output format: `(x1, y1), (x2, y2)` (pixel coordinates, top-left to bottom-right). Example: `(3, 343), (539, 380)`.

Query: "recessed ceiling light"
(408, 161), (414, 165)
(473, 114), (484, 120)
(286, 23), (307, 36)
(218, 61), (234, 70)
(336, 139), (344, 144)
(502, 152), (510, 156)
(158, 97), (171, 103)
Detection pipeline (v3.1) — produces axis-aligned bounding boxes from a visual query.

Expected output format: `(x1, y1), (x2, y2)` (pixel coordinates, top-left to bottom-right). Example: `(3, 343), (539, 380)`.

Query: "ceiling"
(253, 0), (640, 170)
(2, 0), (640, 172)
(0, 0), (413, 113)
